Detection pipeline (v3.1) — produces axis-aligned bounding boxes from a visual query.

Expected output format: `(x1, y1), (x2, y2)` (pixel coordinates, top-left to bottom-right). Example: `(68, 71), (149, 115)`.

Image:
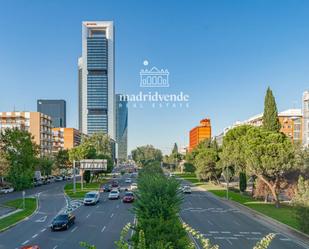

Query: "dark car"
(111, 181), (119, 188)
(122, 192), (134, 203)
(102, 185), (111, 192)
(51, 213), (75, 231)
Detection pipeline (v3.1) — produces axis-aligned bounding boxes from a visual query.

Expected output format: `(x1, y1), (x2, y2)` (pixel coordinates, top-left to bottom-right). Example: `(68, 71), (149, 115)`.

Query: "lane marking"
(52, 246), (58, 249)
(110, 213), (114, 218)
(101, 226), (106, 232)
(86, 213), (91, 218)
(116, 205), (119, 209)
(41, 228), (46, 232)
(280, 238), (291, 241)
(22, 240), (29, 245)
(207, 220), (213, 225)
(32, 234), (38, 238)
(251, 232), (261, 235)
(209, 231), (219, 234)
(71, 226), (78, 233)
(221, 231), (231, 234)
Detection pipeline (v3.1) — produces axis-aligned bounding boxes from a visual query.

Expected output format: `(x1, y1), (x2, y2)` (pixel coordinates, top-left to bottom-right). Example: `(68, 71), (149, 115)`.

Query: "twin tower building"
(78, 21), (127, 161)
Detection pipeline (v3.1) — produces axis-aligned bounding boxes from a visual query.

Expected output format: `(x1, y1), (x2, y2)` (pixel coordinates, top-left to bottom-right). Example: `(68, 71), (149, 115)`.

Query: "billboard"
(79, 159), (107, 171)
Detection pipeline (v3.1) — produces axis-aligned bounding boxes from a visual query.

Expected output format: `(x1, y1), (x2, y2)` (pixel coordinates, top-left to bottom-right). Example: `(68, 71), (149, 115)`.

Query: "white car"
(0, 187), (14, 194)
(125, 178), (132, 183)
(83, 191), (100, 205)
(130, 183), (138, 191)
(182, 186), (191, 194)
(108, 189), (120, 200)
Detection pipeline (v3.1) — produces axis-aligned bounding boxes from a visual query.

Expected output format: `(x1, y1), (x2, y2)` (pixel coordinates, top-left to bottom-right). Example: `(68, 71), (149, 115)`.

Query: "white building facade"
(79, 21), (115, 140)
(302, 91), (309, 146)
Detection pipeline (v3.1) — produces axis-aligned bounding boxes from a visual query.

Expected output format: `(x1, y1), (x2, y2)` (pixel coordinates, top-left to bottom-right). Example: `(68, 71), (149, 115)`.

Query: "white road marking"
(32, 234), (38, 238)
(41, 228), (46, 232)
(86, 213), (91, 218)
(101, 226), (106, 232)
(52, 246), (58, 249)
(207, 220), (213, 225)
(221, 231), (231, 234)
(35, 216), (47, 223)
(209, 231), (219, 234)
(240, 232), (249, 234)
(22, 240), (29, 245)
(96, 205), (99, 209)
(226, 239), (233, 245)
(233, 221), (240, 225)
(280, 238), (291, 241)
(251, 232), (261, 235)
(71, 226), (78, 233)
(110, 213), (114, 218)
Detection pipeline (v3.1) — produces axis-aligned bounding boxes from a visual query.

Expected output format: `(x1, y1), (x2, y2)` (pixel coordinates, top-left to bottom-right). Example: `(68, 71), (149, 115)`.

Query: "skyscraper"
(116, 94), (128, 161)
(37, 99), (66, 127)
(79, 21), (115, 139)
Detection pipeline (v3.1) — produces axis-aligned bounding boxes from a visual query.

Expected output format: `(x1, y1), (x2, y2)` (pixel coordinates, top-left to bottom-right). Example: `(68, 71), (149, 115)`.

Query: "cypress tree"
(262, 87), (281, 132)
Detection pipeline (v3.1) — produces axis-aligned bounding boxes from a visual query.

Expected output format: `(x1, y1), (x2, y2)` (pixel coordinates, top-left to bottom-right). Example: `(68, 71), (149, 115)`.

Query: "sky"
(0, 0), (309, 154)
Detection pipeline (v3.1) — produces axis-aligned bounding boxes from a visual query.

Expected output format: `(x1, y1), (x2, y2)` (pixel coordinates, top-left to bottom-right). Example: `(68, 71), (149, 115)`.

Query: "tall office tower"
(116, 94), (128, 161)
(303, 91), (309, 146)
(37, 99), (66, 127)
(79, 21), (115, 139)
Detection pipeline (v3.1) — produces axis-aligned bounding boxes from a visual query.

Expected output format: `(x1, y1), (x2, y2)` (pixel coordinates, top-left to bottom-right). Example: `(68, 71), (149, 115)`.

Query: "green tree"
(239, 172), (247, 193)
(131, 145), (163, 167)
(262, 87), (280, 132)
(83, 132), (112, 157)
(183, 162), (196, 173)
(0, 128), (38, 190)
(172, 143), (178, 154)
(83, 170), (91, 184)
(244, 127), (295, 207)
(54, 149), (71, 172)
(38, 156), (54, 176)
(0, 151), (10, 181)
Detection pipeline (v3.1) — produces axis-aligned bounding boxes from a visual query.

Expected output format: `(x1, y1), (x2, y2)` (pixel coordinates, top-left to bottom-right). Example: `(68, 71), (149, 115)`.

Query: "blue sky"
(0, 0), (309, 154)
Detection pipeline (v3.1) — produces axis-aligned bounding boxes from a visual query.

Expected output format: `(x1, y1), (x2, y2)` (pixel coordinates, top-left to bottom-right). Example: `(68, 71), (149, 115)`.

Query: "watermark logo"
(119, 60), (190, 109)
(140, 60), (169, 88)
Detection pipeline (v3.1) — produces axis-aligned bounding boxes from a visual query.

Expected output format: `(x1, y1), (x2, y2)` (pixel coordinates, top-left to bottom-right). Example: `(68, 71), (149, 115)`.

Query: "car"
(182, 186), (191, 194)
(130, 183), (138, 191)
(108, 189), (120, 200)
(55, 176), (63, 182)
(83, 191), (100, 205)
(51, 213), (75, 231)
(125, 178), (132, 184)
(20, 245), (40, 249)
(66, 175), (73, 180)
(0, 187), (14, 194)
(102, 185), (111, 192)
(122, 192), (134, 203)
(111, 180), (119, 188)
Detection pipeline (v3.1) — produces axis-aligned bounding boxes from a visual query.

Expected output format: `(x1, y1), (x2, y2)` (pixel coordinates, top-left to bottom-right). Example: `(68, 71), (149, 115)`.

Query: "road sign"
(79, 159), (107, 171)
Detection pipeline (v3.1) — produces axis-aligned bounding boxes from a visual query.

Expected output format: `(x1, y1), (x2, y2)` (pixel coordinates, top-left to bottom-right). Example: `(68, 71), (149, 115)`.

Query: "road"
(180, 185), (309, 249)
(0, 176), (135, 249)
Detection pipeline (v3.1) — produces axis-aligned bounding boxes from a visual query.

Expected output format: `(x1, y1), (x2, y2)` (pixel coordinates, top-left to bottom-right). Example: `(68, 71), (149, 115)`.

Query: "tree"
(292, 176), (309, 233)
(0, 151), (10, 182)
(172, 143), (178, 154)
(244, 127), (295, 208)
(54, 149), (71, 172)
(262, 87), (280, 132)
(0, 128), (38, 190)
(38, 156), (54, 176)
(84, 170), (91, 184)
(131, 145), (163, 167)
(183, 162), (196, 173)
(239, 172), (247, 193)
(82, 132), (112, 157)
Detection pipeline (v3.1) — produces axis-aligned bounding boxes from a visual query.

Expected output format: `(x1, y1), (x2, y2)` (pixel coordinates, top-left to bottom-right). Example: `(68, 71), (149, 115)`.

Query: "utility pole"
(22, 191), (25, 209)
(73, 160), (76, 194)
(226, 166), (229, 200)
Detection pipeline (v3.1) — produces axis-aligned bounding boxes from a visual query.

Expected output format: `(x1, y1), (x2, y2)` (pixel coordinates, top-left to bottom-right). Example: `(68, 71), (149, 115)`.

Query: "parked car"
(66, 175), (73, 180)
(108, 189), (120, 200)
(20, 245), (40, 249)
(125, 178), (132, 183)
(83, 191), (100, 205)
(55, 176), (63, 182)
(122, 192), (134, 203)
(0, 186), (14, 194)
(51, 213), (75, 231)
(182, 185), (191, 194)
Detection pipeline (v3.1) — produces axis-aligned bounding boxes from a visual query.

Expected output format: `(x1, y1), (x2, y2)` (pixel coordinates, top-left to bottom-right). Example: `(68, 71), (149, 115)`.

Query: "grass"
(64, 179), (109, 199)
(0, 198), (37, 232)
(177, 173), (301, 232)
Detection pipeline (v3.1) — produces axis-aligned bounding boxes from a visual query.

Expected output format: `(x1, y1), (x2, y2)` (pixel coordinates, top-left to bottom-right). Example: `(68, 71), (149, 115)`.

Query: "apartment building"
(52, 128), (82, 153)
(0, 112), (52, 156)
(189, 118), (212, 151)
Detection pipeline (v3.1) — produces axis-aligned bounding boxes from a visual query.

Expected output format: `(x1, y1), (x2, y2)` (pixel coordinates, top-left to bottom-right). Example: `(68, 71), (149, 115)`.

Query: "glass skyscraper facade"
(79, 21), (115, 139)
(116, 94), (128, 161)
(37, 99), (66, 128)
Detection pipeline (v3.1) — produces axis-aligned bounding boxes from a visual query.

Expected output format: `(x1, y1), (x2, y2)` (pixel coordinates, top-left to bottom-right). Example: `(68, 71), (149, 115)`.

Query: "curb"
(194, 185), (309, 248)
(0, 196), (39, 233)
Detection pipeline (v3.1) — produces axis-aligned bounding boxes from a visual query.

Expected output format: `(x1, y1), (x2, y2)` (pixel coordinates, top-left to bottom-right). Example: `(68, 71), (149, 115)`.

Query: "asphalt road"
(0, 176), (135, 249)
(180, 185), (309, 249)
